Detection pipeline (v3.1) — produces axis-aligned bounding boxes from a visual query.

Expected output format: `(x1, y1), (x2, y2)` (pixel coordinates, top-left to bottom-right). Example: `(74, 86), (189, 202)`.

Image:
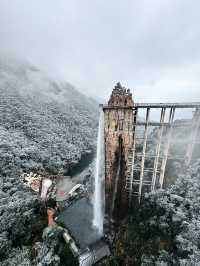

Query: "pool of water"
(67, 151), (95, 177)
(55, 197), (101, 250)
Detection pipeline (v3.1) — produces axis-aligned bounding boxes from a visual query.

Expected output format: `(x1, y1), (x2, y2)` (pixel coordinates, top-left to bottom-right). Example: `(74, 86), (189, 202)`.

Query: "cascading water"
(93, 108), (104, 235)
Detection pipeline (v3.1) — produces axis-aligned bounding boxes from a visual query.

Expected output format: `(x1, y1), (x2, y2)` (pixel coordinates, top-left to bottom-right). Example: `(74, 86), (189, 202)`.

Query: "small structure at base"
(56, 176), (85, 209)
(55, 197), (110, 266)
(78, 240), (110, 266)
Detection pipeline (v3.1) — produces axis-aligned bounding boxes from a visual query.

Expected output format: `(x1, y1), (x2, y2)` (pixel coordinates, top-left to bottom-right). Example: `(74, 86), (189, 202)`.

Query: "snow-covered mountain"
(0, 56), (98, 176)
(0, 56), (98, 265)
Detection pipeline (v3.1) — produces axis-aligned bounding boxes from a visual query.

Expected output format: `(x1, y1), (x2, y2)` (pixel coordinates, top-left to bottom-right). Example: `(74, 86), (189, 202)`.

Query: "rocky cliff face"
(104, 83), (134, 222)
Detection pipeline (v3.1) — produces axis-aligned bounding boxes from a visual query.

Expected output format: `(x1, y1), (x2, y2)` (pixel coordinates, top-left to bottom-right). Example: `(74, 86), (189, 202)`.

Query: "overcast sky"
(0, 0), (200, 102)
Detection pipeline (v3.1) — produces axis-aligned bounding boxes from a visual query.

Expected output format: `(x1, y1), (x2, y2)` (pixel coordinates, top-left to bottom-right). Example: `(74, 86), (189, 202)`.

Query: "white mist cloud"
(0, 0), (200, 102)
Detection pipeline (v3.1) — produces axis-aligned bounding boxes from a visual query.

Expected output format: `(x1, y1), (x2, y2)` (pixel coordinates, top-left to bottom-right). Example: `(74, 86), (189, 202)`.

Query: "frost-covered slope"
(0, 56), (98, 265)
(0, 56), (98, 176)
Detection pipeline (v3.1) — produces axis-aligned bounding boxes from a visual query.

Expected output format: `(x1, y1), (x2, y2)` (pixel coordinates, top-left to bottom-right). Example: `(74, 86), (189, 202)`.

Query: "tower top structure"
(108, 82), (134, 107)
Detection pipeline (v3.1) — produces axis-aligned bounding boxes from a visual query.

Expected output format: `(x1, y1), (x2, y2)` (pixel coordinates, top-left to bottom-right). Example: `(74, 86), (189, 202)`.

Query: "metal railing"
(126, 104), (200, 203)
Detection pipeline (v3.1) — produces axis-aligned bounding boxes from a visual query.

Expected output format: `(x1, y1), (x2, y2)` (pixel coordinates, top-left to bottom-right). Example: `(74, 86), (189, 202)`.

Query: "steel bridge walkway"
(124, 102), (200, 203)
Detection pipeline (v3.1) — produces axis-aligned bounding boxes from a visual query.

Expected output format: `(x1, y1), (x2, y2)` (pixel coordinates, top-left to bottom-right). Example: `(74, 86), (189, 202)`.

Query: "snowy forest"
(0, 57), (98, 265)
(106, 159), (200, 265)
(1, 0), (200, 265)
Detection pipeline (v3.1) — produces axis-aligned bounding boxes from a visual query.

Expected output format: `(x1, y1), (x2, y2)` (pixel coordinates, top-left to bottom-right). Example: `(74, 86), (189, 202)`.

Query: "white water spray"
(93, 108), (104, 235)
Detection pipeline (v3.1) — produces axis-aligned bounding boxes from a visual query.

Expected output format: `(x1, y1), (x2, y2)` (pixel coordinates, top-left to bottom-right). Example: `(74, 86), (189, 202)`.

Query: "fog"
(0, 0), (200, 102)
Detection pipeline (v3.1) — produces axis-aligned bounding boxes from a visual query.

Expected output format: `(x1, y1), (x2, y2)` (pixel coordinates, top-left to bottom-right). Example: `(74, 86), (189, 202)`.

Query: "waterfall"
(93, 108), (104, 235)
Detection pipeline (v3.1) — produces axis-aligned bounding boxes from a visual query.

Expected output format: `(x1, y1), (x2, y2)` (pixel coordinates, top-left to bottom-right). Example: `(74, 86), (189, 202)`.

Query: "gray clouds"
(0, 0), (200, 101)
